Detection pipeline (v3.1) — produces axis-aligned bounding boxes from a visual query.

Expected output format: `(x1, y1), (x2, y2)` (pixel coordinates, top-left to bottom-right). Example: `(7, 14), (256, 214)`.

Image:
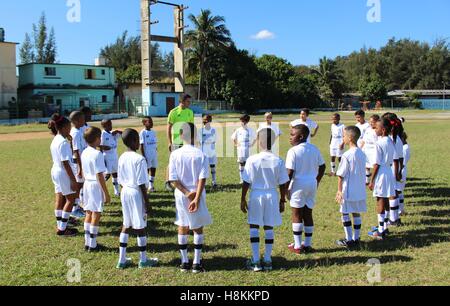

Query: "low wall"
(0, 113), (129, 126)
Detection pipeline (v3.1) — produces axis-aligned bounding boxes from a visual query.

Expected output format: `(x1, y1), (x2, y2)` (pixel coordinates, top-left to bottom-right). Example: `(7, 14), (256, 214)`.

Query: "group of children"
(48, 106), (410, 273)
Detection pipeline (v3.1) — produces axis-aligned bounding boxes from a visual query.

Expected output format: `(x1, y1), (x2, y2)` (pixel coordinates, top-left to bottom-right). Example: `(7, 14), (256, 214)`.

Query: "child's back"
(118, 151), (149, 189)
(244, 152), (288, 190)
(338, 147), (367, 202)
(169, 144), (208, 188)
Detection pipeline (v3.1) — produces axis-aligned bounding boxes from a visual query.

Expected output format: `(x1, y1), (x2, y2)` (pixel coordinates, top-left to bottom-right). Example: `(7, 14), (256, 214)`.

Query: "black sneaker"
(84, 245), (90, 252)
(192, 263), (206, 274)
(336, 239), (353, 248)
(57, 228), (78, 237)
(180, 262), (191, 273)
(300, 245), (314, 254)
(88, 244), (106, 253)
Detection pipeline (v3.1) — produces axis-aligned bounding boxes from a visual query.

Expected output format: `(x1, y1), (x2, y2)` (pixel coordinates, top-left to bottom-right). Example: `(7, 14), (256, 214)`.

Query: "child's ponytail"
(48, 114), (69, 136)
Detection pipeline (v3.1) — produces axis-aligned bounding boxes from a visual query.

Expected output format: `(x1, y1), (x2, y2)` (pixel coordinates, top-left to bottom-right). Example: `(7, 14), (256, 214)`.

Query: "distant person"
(166, 94), (194, 191)
(117, 129), (159, 269)
(259, 112), (281, 138)
(48, 114), (79, 237)
(361, 115), (380, 185)
(231, 114), (257, 184)
(198, 114), (218, 188)
(100, 119), (122, 197)
(355, 110), (370, 148)
(335, 126), (367, 248)
(140, 116), (158, 193)
(290, 108), (319, 143)
(81, 127), (110, 252)
(399, 132), (411, 216)
(329, 113), (345, 176)
(286, 125), (326, 254)
(169, 123), (212, 273)
(241, 128), (289, 272)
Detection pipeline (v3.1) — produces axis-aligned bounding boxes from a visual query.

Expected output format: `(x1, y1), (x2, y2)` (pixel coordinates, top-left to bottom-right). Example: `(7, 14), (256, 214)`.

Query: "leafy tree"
(359, 75), (387, 102)
(19, 33), (34, 64)
(313, 57), (345, 101)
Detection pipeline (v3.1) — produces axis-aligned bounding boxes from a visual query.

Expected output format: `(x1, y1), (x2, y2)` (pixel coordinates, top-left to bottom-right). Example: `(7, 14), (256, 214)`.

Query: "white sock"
(390, 199), (399, 222)
(211, 167), (217, 184)
(342, 214), (353, 241)
(264, 230), (274, 262)
(113, 177), (120, 193)
(304, 226), (314, 247)
(150, 176), (155, 188)
(193, 233), (204, 265)
(293, 223), (303, 249)
(384, 211), (389, 231)
(178, 235), (189, 264)
(366, 169), (371, 184)
(79, 189), (84, 206)
(89, 225), (99, 249)
(331, 162), (336, 173)
(84, 222), (91, 247)
(239, 165), (245, 182)
(137, 235), (147, 263)
(250, 228), (260, 263)
(72, 203), (78, 213)
(55, 210), (63, 229)
(353, 216), (362, 241)
(60, 211), (71, 231)
(399, 193), (405, 214)
(378, 214), (385, 234)
(119, 233), (129, 264)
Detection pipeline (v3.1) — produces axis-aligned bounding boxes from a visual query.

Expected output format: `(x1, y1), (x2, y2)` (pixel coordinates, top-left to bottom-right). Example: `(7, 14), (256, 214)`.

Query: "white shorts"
(330, 147), (344, 158)
(174, 189), (212, 230)
(340, 200), (367, 214)
(104, 154), (118, 174)
(207, 155), (218, 166)
(237, 147), (250, 163)
(71, 163), (85, 183)
(248, 190), (282, 227)
(364, 150), (376, 169)
(121, 187), (147, 230)
(373, 168), (396, 198)
(83, 181), (104, 213)
(51, 167), (76, 196)
(144, 151), (158, 169)
(289, 180), (317, 209)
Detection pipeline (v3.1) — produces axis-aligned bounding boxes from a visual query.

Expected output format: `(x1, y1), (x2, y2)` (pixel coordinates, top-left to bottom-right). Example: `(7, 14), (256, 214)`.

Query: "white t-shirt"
(50, 134), (73, 169)
(330, 123), (345, 148)
(139, 129), (158, 153)
(70, 127), (87, 158)
(403, 144), (411, 167)
(286, 142), (325, 182)
(198, 126), (217, 154)
(81, 146), (107, 181)
(362, 128), (378, 152)
(375, 137), (395, 168)
(290, 118), (318, 143)
(231, 126), (256, 149)
(258, 122), (282, 137)
(356, 122), (371, 146)
(336, 147), (367, 201)
(101, 130), (120, 157)
(242, 152), (289, 190)
(169, 145), (210, 189)
(391, 135), (404, 160)
(118, 151), (149, 189)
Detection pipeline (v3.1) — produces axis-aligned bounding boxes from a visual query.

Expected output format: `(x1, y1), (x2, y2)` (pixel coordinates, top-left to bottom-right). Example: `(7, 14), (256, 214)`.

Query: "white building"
(0, 29), (18, 108)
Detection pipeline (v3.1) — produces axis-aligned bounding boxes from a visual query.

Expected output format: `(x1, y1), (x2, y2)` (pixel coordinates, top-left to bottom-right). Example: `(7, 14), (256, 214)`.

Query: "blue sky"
(1, 0), (449, 66)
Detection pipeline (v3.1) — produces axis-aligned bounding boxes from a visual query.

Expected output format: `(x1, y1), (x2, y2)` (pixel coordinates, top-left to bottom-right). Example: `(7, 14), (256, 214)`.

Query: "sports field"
(0, 110), (449, 286)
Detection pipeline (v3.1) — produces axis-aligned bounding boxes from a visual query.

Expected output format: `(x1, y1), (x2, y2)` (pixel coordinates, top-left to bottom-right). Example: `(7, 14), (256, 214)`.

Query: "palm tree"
(185, 9), (232, 100)
(313, 57), (343, 101)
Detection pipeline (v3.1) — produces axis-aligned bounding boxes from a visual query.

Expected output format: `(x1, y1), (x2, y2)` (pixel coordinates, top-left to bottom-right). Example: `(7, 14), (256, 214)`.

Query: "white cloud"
(251, 30), (275, 40)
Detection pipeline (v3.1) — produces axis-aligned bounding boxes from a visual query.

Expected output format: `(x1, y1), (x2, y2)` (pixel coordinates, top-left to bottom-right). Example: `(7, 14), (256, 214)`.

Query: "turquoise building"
(18, 63), (116, 116)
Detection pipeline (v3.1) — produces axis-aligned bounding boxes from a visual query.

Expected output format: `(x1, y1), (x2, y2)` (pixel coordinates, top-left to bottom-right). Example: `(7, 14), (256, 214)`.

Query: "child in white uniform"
(140, 117), (158, 192)
(355, 110), (371, 148)
(361, 115), (380, 184)
(100, 119), (122, 196)
(241, 128), (289, 272)
(231, 114), (256, 183)
(399, 132), (411, 215)
(117, 129), (159, 270)
(286, 125), (326, 254)
(290, 108), (319, 143)
(198, 114), (218, 187)
(335, 126), (367, 248)
(81, 127), (111, 252)
(329, 113), (345, 175)
(368, 118), (396, 240)
(48, 114), (79, 237)
(169, 123), (212, 273)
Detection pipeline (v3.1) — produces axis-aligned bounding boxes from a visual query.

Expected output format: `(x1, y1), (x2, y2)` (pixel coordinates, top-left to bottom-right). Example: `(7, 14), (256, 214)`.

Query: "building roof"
(0, 41), (19, 45)
(388, 89), (450, 96)
(17, 62), (114, 69)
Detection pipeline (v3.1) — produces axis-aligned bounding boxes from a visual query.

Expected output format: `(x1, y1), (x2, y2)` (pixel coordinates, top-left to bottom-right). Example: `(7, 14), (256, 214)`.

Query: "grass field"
(0, 111), (449, 286)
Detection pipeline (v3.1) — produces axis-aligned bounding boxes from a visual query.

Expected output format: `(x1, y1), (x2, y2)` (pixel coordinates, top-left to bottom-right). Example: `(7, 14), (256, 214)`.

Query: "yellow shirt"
(168, 105), (195, 145)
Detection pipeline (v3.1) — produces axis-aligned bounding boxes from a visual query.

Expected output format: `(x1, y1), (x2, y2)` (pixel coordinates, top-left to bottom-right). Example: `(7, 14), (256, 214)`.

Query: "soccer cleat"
(139, 258), (159, 269)
(246, 259), (263, 272)
(71, 209), (85, 219)
(336, 239), (353, 248)
(114, 190), (121, 197)
(68, 217), (80, 227)
(180, 262), (191, 273)
(388, 220), (403, 227)
(57, 228), (78, 237)
(262, 261), (273, 272)
(88, 244), (107, 253)
(288, 243), (301, 255)
(212, 183), (218, 189)
(148, 187), (156, 193)
(300, 245), (315, 254)
(116, 258), (132, 270)
(84, 245), (90, 252)
(371, 226), (390, 235)
(192, 263), (206, 274)
(368, 230), (385, 240)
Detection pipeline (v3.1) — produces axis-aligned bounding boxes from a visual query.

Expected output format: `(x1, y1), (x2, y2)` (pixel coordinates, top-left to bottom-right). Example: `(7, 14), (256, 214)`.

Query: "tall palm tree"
(313, 57), (343, 101)
(185, 9), (232, 100)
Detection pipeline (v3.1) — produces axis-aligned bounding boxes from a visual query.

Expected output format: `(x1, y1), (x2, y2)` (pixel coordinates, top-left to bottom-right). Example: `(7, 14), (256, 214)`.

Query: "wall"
(0, 42), (18, 108)
(420, 99), (450, 110)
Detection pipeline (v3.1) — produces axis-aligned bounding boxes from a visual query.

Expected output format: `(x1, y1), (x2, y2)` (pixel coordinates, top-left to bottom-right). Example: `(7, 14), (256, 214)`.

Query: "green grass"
(0, 112), (449, 285)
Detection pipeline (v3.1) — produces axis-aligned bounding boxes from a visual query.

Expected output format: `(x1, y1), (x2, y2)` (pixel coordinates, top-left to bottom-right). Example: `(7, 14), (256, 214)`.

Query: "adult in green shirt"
(165, 94), (194, 190)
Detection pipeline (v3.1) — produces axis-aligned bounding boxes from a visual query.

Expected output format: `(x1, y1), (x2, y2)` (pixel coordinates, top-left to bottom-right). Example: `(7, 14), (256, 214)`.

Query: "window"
(101, 69), (106, 75)
(45, 67), (56, 76)
(85, 69), (96, 80)
(102, 95), (108, 103)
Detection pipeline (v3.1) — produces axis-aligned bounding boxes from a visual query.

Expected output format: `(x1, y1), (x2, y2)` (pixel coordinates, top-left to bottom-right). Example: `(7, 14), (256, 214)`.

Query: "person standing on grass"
(289, 108), (319, 143)
(165, 94), (195, 192)
(48, 114), (79, 237)
(140, 116), (158, 193)
(100, 119), (122, 197)
(355, 110), (371, 148)
(329, 113), (345, 176)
